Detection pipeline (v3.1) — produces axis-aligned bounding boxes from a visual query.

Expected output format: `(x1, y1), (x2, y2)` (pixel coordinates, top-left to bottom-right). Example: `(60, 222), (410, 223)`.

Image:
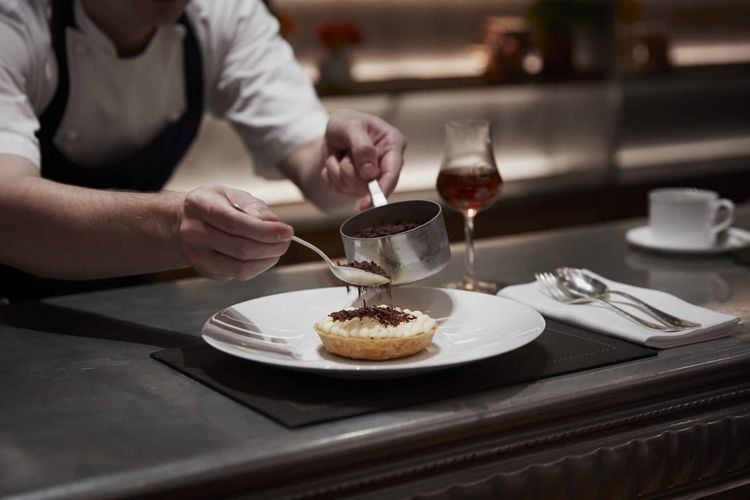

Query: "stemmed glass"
(436, 119), (503, 293)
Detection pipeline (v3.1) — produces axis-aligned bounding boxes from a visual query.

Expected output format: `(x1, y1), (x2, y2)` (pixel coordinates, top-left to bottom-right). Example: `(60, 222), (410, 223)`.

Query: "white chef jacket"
(0, 0), (328, 179)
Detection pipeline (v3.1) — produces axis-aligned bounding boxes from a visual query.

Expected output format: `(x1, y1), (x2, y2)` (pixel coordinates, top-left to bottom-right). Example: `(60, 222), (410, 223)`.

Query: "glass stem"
(462, 209), (477, 290)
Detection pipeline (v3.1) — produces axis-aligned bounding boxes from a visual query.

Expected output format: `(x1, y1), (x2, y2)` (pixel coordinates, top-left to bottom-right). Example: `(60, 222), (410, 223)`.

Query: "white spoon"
(290, 236), (390, 286)
(225, 194), (390, 287)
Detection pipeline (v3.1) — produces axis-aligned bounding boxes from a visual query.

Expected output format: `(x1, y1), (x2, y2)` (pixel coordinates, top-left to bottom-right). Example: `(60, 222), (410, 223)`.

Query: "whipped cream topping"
(317, 305), (437, 339)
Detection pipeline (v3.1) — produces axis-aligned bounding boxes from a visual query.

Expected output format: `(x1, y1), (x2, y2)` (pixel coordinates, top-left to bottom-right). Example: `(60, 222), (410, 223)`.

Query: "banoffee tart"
(314, 305), (438, 360)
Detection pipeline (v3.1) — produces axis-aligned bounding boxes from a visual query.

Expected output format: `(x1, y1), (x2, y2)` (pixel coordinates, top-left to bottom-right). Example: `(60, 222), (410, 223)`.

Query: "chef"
(0, 0), (406, 300)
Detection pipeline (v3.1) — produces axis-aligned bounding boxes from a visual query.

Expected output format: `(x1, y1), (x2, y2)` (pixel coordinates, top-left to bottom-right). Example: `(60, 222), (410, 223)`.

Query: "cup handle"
(712, 199), (735, 240)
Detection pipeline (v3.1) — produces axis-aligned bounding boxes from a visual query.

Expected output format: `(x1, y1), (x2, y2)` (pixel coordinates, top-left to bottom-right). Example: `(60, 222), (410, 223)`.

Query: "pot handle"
(368, 180), (388, 207)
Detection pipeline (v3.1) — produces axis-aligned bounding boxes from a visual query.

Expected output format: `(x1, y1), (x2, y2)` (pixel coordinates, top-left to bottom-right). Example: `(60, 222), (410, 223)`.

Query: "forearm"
(0, 174), (188, 279)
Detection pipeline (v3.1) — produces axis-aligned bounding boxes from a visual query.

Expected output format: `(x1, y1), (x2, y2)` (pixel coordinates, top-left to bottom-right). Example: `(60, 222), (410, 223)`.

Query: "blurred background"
(166, 0), (750, 269)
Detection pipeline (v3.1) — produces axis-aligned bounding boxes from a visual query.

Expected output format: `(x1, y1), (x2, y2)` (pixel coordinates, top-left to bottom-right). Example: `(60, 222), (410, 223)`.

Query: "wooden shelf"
(315, 71), (606, 97)
(314, 63), (750, 97)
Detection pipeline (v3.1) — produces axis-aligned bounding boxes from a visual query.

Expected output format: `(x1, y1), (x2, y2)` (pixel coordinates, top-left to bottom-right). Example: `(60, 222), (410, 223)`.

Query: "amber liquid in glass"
(436, 166), (503, 212)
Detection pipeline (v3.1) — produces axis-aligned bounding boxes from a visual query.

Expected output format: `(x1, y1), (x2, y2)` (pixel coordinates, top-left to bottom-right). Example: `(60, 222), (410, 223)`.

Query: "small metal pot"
(340, 200), (451, 285)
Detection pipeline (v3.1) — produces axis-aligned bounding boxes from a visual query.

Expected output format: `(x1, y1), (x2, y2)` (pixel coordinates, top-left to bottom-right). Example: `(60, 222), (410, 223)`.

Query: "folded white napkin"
(498, 270), (741, 348)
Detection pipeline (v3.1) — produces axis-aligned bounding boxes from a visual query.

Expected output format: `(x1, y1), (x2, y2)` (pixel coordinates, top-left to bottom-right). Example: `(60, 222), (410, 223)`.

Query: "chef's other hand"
(323, 109), (406, 210)
(178, 185), (293, 280)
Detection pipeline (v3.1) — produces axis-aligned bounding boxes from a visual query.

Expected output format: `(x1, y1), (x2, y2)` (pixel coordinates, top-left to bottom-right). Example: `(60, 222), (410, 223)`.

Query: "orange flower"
(316, 22), (363, 50)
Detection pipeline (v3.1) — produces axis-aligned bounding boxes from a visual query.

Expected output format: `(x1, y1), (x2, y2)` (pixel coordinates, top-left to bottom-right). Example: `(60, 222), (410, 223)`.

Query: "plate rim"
(201, 286), (545, 378)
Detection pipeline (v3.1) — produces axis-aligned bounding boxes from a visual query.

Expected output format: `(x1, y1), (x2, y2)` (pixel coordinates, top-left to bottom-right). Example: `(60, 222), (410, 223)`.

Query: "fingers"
(224, 187), (280, 221)
(358, 194), (373, 211)
(376, 147), (403, 198)
(186, 248), (280, 281)
(342, 122), (379, 181)
(180, 217), (291, 261)
(183, 187), (292, 243)
(326, 110), (380, 181)
(325, 110), (407, 202)
(322, 155), (370, 197)
(178, 185), (293, 281)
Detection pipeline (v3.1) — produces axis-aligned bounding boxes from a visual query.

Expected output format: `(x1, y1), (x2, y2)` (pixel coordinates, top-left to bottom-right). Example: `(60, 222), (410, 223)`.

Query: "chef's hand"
(323, 110), (406, 210)
(177, 185), (293, 280)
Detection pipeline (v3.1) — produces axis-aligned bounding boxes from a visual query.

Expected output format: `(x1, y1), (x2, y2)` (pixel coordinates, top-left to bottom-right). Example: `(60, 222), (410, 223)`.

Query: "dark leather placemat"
(151, 319), (656, 428)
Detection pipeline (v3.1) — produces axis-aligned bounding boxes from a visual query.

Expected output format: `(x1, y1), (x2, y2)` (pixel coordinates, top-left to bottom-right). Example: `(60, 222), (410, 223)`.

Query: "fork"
(534, 272), (686, 332)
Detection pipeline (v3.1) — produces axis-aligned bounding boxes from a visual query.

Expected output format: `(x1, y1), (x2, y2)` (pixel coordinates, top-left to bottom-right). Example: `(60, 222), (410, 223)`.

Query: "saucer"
(626, 226), (750, 255)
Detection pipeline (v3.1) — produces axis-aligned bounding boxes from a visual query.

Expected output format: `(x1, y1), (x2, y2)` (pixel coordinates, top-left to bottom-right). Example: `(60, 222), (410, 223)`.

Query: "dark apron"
(0, 0), (204, 301)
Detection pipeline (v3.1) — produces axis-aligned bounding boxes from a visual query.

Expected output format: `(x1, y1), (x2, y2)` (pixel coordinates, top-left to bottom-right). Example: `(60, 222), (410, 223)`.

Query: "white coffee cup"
(648, 188), (734, 248)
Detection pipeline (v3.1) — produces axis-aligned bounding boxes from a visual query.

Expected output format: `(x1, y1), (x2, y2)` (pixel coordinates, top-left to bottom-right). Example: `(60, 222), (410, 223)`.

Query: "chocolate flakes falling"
(338, 260), (391, 299)
(337, 259), (393, 304)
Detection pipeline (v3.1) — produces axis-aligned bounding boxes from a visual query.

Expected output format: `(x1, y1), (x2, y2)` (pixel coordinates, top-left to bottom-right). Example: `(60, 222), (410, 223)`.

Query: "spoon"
(535, 271), (681, 331)
(290, 236), (390, 286)
(225, 194), (390, 287)
(556, 268), (701, 329)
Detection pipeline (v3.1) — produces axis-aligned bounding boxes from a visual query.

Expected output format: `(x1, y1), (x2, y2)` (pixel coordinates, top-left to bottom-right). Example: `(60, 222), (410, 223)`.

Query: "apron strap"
(39, 0), (204, 192)
(37, 0), (76, 144)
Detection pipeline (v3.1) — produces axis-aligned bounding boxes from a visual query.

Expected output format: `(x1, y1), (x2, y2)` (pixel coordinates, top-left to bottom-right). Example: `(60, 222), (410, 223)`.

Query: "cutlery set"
(535, 268), (701, 332)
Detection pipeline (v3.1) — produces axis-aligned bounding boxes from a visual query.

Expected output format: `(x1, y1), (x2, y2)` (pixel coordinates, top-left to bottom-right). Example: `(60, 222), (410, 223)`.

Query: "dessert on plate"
(314, 304), (438, 360)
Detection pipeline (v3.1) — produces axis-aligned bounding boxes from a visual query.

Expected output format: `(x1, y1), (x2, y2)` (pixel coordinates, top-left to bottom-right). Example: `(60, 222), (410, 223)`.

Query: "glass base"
(441, 279), (500, 294)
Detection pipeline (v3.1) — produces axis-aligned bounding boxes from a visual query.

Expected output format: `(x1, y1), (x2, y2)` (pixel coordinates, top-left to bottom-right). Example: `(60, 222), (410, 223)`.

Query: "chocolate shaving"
(329, 305), (415, 327)
(342, 260), (387, 276)
(354, 221), (418, 238)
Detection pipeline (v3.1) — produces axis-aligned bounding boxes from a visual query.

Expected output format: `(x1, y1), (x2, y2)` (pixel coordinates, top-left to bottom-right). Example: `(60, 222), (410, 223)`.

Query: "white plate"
(202, 286), (545, 379)
(626, 226), (750, 255)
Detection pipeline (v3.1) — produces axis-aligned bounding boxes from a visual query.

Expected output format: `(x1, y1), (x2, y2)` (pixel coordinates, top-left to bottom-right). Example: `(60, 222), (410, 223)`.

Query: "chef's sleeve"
(0, 16), (41, 168)
(208, 1), (328, 180)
